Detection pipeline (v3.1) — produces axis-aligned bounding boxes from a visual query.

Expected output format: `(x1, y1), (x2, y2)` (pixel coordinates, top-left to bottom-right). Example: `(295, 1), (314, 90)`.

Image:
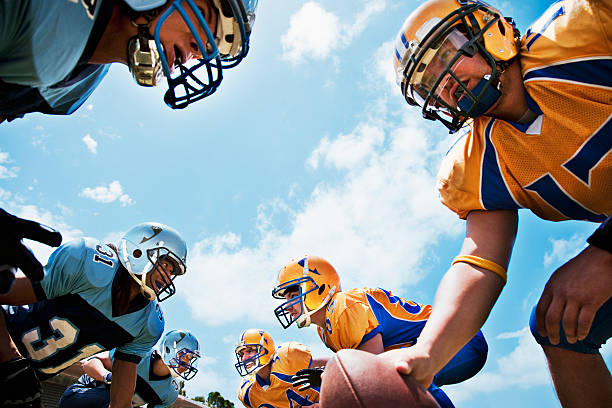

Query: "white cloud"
(444, 328), (551, 403)
(179, 107), (459, 326)
(82, 133), (98, 154)
(281, 0), (386, 64)
(543, 234), (586, 268)
(80, 180), (135, 206)
(0, 150), (19, 179)
(307, 124), (385, 170)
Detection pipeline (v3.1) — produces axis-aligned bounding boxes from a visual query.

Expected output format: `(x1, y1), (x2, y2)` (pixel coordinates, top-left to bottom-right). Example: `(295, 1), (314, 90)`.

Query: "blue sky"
(1, 0), (609, 406)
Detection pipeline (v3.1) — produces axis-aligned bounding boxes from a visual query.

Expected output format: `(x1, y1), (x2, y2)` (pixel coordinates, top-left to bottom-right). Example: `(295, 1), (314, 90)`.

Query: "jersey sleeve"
(437, 128), (487, 219)
(155, 379), (179, 408)
(333, 301), (379, 350)
(39, 238), (90, 300)
(276, 342), (312, 374)
(115, 303), (164, 363)
(237, 376), (255, 408)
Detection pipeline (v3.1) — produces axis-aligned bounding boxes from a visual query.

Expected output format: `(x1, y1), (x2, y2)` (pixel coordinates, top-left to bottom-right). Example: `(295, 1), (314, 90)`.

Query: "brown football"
(320, 349), (441, 408)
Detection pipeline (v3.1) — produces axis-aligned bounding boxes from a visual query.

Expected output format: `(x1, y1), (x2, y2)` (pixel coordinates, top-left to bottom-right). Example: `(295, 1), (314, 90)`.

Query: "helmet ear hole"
(318, 284), (326, 295)
(133, 249), (142, 258)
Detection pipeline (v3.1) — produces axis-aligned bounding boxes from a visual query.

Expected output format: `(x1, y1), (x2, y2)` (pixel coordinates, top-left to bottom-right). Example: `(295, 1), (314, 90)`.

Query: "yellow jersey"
(237, 341), (319, 408)
(438, 0), (612, 221)
(316, 287), (432, 352)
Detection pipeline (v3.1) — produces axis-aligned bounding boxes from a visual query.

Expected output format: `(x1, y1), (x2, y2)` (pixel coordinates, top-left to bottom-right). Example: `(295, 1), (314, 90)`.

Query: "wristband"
(104, 372), (112, 385)
(586, 214), (612, 254)
(452, 255), (507, 283)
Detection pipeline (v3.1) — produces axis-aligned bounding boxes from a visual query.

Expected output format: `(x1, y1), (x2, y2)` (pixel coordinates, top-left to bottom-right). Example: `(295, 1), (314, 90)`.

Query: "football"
(320, 349), (441, 408)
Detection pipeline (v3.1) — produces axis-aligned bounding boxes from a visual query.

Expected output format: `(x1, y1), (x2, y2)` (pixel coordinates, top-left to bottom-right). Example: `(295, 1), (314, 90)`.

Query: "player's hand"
(0, 208), (62, 290)
(291, 367), (324, 391)
(535, 245), (612, 345)
(379, 347), (437, 389)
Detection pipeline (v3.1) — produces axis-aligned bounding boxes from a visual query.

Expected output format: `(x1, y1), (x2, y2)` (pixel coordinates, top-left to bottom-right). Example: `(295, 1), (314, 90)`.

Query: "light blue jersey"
(2, 238), (164, 380)
(111, 349), (179, 408)
(0, 0), (110, 118)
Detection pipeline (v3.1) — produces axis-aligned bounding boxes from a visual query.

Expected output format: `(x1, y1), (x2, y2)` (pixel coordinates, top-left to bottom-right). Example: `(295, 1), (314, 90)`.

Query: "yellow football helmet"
(234, 328), (275, 376)
(393, 0), (519, 132)
(272, 256), (340, 329)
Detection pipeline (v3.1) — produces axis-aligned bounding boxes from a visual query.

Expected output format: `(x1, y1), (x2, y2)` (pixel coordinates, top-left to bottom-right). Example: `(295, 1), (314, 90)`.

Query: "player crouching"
(235, 328), (326, 408)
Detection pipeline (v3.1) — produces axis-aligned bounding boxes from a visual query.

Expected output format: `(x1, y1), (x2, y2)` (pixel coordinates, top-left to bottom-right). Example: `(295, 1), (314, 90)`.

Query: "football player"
(59, 329), (200, 408)
(0, 0), (258, 314)
(235, 328), (325, 408)
(0, 222), (187, 407)
(0, 0), (258, 121)
(388, 0), (612, 407)
(273, 256), (489, 408)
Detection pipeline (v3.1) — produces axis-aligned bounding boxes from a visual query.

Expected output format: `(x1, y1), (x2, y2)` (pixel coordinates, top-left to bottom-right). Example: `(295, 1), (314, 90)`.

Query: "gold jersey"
(438, 0), (612, 222)
(237, 341), (319, 408)
(317, 287), (432, 352)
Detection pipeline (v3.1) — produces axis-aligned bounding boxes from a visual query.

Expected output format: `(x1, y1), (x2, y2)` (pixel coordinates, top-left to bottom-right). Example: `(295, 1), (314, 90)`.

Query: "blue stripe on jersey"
(365, 293), (426, 349)
(271, 371), (294, 384)
(525, 3), (564, 52)
(525, 175), (607, 221)
(564, 115), (612, 185)
(243, 382), (253, 408)
(359, 326), (382, 348)
(524, 59), (612, 88)
(480, 120), (521, 211)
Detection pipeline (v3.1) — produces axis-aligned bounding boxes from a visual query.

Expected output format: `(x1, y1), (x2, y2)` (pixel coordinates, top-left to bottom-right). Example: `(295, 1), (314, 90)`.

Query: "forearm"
(415, 263), (504, 371)
(0, 275), (37, 305)
(83, 358), (111, 382)
(109, 359), (137, 408)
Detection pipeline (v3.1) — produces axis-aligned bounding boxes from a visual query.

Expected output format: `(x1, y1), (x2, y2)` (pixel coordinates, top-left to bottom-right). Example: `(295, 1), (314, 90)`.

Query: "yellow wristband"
(452, 255), (507, 283)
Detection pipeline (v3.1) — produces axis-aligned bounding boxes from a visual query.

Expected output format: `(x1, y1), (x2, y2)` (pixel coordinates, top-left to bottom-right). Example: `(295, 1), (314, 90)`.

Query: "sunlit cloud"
(80, 180), (135, 207)
(179, 106), (459, 326)
(281, 0), (386, 63)
(543, 234), (586, 268)
(444, 328), (550, 403)
(82, 133), (98, 154)
(0, 150), (19, 179)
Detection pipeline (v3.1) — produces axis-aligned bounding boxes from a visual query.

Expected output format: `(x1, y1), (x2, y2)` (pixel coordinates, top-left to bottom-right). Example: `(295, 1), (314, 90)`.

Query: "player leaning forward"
(273, 256), (488, 408)
(387, 0), (612, 407)
(0, 222), (188, 407)
(59, 329), (201, 408)
(235, 328), (325, 408)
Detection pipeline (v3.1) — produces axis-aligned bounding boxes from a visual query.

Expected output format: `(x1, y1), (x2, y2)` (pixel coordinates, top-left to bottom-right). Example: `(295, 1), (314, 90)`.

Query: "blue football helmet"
(160, 329), (201, 380)
(118, 222), (187, 302)
(124, 0), (258, 108)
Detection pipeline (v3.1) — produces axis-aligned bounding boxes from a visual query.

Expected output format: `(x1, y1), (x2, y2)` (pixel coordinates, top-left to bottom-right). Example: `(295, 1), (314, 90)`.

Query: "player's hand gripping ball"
(320, 349), (440, 408)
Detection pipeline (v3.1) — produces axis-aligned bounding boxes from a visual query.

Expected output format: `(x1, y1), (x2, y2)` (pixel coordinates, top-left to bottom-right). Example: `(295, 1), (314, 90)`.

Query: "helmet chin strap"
(127, 19), (164, 87)
(120, 241), (157, 301)
(296, 284), (337, 328)
(457, 76), (501, 118)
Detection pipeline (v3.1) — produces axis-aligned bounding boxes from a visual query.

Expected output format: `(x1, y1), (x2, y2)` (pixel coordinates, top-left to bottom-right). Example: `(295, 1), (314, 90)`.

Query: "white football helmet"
(123, 0), (258, 108)
(118, 222), (187, 302)
(160, 329), (200, 380)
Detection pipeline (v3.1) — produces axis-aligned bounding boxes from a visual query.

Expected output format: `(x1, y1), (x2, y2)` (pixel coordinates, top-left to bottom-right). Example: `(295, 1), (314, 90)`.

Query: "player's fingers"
(576, 305), (597, 341)
(395, 359), (412, 376)
(535, 294), (552, 337)
(10, 244), (45, 282)
(544, 299), (565, 345)
(561, 302), (579, 343)
(20, 220), (62, 247)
